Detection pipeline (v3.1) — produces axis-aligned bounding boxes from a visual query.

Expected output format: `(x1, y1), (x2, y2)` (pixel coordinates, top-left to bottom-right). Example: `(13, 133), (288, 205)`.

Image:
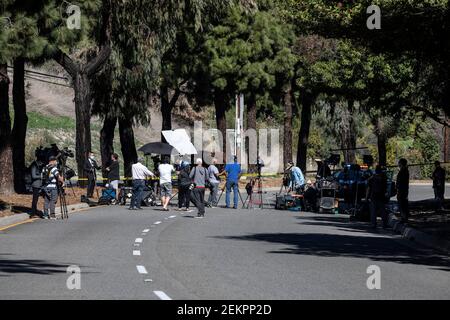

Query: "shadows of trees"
(0, 254), (90, 276)
(213, 215), (450, 271)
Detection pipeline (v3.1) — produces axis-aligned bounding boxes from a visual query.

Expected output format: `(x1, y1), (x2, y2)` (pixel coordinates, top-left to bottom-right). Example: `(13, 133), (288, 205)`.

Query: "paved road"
(0, 186), (449, 300)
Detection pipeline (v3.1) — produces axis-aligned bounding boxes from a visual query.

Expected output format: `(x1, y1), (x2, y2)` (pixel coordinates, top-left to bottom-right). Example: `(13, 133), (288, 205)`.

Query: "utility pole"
(235, 94), (244, 164)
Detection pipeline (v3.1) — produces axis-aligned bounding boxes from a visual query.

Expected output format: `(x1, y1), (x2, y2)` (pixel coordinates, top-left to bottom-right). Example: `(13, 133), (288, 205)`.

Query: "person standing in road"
(105, 153), (120, 201)
(177, 160), (192, 212)
(396, 158), (410, 223)
(190, 158), (209, 218)
(366, 165), (388, 229)
(129, 158), (154, 210)
(207, 158), (220, 208)
(158, 156), (175, 211)
(224, 156), (241, 209)
(84, 151), (101, 199)
(432, 161), (446, 212)
(42, 156), (64, 220)
(30, 156), (44, 218)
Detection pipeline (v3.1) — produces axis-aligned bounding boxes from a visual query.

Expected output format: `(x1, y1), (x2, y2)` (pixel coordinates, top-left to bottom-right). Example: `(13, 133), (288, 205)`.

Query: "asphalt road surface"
(0, 185), (449, 300)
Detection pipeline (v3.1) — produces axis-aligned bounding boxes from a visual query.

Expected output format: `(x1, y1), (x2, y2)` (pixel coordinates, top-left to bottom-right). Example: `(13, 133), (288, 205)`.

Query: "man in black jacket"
(432, 161), (446, 212)
(366, 165), (388, 229)
(106, 153), (120, 200)
(84, 151), (101, 198)
(396, 158), (410, 223)
(177, 160), (192, 212)
(30, 157), (44, 218)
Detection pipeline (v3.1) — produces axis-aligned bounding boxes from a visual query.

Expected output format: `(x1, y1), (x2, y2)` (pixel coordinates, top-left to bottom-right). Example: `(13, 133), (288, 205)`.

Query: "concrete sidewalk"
(388, 212), (450, 254)
(0, 202), (90, 229)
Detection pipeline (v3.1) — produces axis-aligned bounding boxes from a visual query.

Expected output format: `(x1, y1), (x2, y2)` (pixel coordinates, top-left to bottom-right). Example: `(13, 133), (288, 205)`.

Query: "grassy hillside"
(24, 111), (142, 176)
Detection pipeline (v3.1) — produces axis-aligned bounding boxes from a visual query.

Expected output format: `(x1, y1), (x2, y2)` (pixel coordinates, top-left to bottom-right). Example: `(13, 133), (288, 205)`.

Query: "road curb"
(0, 203), (90, 229)
(388, 213), (450, 254)
(0, 213), (31, 228)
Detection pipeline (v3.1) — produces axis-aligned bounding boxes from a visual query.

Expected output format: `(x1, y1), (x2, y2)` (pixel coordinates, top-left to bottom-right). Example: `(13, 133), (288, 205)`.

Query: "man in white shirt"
(129, 158), (154, 210)
(158, 156), (175, 211)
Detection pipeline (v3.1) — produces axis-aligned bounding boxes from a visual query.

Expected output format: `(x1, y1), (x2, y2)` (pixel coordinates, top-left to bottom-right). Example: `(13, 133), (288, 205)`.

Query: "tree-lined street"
(1, 187), (449, 300)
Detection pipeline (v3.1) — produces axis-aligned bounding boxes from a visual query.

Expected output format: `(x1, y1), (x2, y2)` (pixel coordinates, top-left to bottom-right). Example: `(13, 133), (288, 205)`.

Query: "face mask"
(90, 155), (95, 160)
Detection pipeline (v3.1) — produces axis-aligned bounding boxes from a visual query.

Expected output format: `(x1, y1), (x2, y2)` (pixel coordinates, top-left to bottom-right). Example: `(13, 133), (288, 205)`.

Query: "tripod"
(217, 181), (245, 208)
(59, 158), (76, 197)
(57, 184), (69, 219)
(244, 172), (265, 209)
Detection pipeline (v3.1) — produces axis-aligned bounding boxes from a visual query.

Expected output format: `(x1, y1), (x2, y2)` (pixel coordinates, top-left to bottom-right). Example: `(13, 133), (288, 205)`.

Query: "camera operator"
(42, 156), (64, 219)
(30, 156), (44, 218)
(286, 160), (305, 194)
(84, 151), (101, 199)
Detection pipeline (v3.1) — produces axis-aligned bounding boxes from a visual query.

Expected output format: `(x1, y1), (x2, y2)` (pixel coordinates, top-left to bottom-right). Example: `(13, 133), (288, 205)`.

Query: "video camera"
(35, 144), (75, 180)
(35, 144), (74, 165)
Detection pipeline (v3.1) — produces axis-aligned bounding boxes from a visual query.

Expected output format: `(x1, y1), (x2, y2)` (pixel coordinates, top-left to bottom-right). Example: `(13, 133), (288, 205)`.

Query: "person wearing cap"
(190, 158), (209, 218)
(224, 155), (241, 209)
(129, 158), (154, 210)
(42, 156), (64, 219)
(287, 160), (305, 194)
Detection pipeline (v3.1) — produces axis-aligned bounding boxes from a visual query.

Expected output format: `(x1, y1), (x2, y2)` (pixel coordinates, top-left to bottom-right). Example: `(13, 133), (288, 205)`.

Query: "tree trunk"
(297, 93), (314, 172)
(11, 58), (28, 194)
(444, 121), (449, 163)
(214, 92), (227, 164)
(119, 116), (137, 183)
(160, 84), (172, 143)
(0, 63), (14, 195)
(283, 85), (293, 168)
(377, 133), (387, 167)
(100, 116), (117, 179)
(54, 46), (111, 186)
(73, 71), (92, 184)
(341, 100), (357, 163)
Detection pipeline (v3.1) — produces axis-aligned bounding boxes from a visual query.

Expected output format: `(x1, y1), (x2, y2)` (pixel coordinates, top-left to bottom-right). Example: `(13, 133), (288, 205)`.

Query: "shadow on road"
(0, 254), (90, 276)
(213, 219), (450, 271)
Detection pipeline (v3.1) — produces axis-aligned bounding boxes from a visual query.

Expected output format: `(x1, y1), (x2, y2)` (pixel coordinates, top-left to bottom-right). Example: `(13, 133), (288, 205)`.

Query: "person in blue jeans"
(225, 156), (241, 209)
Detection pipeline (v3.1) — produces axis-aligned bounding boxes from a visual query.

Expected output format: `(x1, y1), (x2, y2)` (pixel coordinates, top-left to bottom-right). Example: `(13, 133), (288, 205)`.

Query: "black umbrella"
(138, 142), (176, 155)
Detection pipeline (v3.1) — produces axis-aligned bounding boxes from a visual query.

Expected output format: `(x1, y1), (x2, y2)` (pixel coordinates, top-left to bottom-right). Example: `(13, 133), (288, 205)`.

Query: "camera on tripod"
(35, 144), (75, 180)
(35, 144), (74, 165)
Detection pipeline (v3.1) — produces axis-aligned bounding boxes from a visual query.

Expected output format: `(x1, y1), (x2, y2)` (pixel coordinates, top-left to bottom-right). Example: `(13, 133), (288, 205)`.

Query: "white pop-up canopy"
(162, 129), (198, 155)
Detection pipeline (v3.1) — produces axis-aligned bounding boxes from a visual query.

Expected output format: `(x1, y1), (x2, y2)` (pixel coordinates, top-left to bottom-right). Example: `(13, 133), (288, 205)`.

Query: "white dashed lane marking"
(135, 238), (143, 243)
(136, 265), (148, 274)
(142, 229), (150, 233)
(153, 221), (162, 225)
(133, 250), (141, 256)
(154, 290), (172, 300)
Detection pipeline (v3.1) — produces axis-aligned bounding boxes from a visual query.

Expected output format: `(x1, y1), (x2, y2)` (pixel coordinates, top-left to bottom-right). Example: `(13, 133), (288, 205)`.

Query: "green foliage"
(202, 3), (296, 107)
(0, 0), (102, 63)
